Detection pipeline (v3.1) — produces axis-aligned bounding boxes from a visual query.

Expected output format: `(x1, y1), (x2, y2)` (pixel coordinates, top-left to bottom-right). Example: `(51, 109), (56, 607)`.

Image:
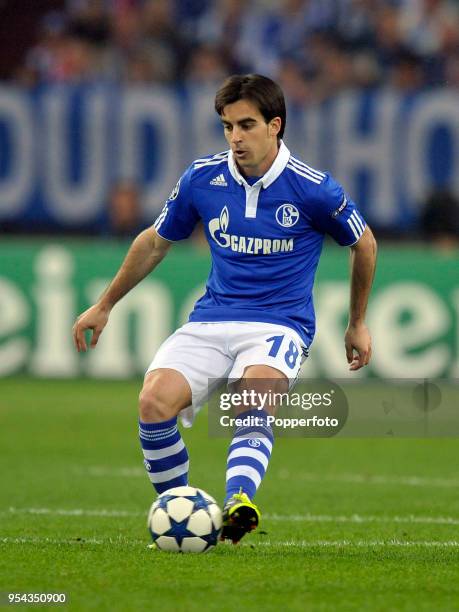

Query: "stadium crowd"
(12, 0), (459, 100)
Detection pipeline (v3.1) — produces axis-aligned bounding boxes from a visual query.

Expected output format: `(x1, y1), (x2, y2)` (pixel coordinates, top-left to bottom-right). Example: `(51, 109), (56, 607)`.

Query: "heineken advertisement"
(0, 239), (457, 379)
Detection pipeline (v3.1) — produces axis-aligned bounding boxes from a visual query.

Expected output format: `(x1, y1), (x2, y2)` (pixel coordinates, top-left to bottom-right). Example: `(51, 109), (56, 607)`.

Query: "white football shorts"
(146, 321), (307, 427)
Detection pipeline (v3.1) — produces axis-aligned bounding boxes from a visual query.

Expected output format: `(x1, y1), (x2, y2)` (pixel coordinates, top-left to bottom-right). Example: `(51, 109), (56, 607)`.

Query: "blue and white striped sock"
(225, 409), (274, 503)
(139, 417), (189, 494)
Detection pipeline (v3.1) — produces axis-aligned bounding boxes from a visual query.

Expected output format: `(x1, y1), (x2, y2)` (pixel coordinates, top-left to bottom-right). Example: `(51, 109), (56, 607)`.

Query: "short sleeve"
(309, 173), (367, 246)
(153, 165), (200, 241)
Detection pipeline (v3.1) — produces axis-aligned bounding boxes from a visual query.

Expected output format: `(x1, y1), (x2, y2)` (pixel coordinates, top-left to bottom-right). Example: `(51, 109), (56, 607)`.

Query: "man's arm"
(344, 226), (377, 370)
(72, 227), (172, 352)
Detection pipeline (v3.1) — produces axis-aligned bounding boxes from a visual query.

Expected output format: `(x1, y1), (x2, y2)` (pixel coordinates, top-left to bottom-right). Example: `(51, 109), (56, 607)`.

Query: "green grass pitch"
(1, 378), (459, 611)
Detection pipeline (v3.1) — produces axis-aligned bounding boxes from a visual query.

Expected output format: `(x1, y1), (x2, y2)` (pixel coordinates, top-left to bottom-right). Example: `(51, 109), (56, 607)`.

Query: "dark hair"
(214, 74), (286, 139)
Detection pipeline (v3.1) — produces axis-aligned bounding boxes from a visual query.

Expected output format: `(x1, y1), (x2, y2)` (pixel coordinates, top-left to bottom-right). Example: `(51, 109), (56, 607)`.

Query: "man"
(73, 74), (377, 544)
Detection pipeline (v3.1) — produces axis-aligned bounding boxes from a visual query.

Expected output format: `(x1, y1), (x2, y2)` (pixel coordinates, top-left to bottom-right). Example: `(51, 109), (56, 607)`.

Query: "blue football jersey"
(154, 141), (366, 347)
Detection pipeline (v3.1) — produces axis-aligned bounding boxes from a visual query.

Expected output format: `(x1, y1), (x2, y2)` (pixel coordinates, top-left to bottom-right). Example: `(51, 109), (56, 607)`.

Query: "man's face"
(220, 99), (281, 177)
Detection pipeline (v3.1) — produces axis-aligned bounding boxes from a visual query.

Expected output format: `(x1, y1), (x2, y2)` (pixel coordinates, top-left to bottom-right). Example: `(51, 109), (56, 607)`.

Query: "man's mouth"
(234, 149), (248, 158)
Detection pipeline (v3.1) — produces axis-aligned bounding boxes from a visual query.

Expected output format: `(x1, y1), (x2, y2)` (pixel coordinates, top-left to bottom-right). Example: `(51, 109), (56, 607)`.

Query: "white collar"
(228, 140), (290, 189)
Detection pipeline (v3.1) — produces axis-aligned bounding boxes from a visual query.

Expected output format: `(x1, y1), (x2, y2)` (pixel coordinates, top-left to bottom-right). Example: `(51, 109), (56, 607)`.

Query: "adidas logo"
(210, 173), (228, 187)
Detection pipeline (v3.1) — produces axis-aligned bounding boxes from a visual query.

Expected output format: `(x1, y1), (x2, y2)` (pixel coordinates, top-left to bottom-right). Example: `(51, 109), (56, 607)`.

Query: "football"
(148, 486), (222, 553)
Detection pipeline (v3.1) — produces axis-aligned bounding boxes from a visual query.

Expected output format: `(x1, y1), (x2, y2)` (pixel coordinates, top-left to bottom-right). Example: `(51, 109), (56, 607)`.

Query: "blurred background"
(0, 0), (458, 381)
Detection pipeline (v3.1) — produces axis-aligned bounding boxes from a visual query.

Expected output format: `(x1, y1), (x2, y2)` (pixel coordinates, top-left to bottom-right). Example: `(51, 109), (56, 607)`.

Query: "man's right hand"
(72, 303), (111, 352)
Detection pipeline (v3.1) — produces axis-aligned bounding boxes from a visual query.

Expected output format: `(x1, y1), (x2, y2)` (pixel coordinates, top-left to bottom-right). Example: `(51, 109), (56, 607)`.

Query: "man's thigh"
(227, 323), (305, 384)
(231, 364), (288, 416)
(146, 323), (233, 416)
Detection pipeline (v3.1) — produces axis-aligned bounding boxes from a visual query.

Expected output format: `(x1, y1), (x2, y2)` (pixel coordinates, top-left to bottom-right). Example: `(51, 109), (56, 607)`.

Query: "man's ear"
(269, 117), (281, 138)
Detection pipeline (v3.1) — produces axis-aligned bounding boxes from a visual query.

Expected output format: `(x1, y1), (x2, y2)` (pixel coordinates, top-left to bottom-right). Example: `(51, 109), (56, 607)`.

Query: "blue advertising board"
(0, 85), (458, 232)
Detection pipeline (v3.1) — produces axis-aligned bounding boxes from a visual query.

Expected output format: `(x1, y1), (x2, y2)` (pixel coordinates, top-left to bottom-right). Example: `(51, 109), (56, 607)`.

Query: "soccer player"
(73, 74), (377, 544)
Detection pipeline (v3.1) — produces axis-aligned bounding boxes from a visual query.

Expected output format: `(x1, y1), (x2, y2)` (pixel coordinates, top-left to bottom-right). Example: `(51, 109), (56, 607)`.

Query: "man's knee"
(139, 370), (191, 423)
(139, 385), (172, 423)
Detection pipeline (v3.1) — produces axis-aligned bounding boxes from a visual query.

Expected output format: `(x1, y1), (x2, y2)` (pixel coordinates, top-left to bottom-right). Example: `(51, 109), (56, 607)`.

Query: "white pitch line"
(4, 507), (459, 527)
(257, 540), (459, 548)
(78, 466), (459, 489)
(0, 536), (144, 546)
(264, 513), (459, 526)
(283, 472), (459, 488)
(1, 536), (459, 549)
(5, 507), (144, 518)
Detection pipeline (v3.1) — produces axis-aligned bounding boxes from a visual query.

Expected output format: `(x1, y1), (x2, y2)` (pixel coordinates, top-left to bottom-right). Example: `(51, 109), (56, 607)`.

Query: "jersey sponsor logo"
(209, 207), (294, 255)
(167, 178), (181, 201)
(210, 173), (228, 187)
(331, 196), (348, 218)
(276, 203), (299, 227)
(209, 206), (230, 247)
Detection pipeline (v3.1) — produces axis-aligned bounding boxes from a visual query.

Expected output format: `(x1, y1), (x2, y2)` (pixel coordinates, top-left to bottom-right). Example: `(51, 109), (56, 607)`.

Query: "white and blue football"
(148, 486), (222, 553)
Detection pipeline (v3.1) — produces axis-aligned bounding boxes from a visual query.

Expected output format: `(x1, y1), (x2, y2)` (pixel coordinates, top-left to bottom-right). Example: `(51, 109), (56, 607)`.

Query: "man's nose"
(231, 128), (242, 143)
